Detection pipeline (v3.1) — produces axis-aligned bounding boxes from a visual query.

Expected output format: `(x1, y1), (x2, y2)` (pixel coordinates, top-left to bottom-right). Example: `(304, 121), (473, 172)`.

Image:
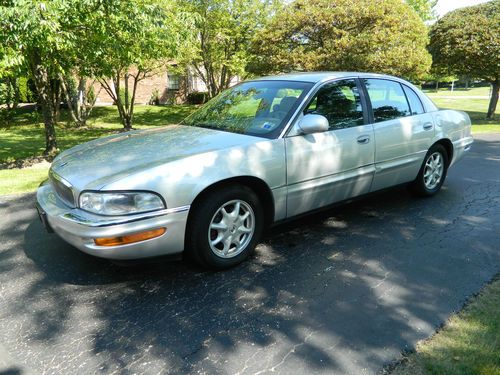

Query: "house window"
(168, 73), (180, 90)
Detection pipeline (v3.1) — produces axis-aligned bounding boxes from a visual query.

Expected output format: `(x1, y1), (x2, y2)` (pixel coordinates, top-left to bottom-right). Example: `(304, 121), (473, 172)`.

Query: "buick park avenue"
(36, 72), (473, 269)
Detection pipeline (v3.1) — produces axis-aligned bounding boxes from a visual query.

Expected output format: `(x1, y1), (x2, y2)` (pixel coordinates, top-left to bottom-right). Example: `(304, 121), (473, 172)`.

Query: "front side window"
(182, 80), (313, 138)
(364, 79), (411, 122)
(304, 79), (364, 130)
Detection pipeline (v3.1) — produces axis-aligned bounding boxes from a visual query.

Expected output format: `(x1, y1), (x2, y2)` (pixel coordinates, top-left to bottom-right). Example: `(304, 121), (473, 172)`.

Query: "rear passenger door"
(363, 79), (435, 191)
(285, 79), (375, 217)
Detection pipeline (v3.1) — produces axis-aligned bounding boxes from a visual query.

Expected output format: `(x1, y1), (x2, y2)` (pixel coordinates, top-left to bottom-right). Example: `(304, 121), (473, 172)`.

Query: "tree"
(406, 0), (437, 22)
(179, 0), (278, 98)
(429, 1), (500, 119)
(0, 1), (77, 154)
(248, 0), (431, 81)
(86, 0), (189, 130)
(1, 0), (187, 140)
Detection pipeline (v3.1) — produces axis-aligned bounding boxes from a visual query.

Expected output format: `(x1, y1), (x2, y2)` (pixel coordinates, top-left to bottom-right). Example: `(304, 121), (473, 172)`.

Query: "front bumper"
(36, 183), (190, 260)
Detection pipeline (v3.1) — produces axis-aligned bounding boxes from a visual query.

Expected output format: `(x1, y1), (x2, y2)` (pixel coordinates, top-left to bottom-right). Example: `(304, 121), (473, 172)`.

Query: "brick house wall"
(92, 67), (208, 105)
(91, 66), (240, 105)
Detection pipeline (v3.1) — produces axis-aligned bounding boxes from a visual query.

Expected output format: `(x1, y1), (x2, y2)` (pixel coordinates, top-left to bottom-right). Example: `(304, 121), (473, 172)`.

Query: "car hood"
(50, 125), (262, 191)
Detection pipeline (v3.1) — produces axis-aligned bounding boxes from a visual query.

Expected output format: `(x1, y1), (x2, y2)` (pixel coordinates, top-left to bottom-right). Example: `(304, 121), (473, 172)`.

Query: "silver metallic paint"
(37, 72), (473, 260)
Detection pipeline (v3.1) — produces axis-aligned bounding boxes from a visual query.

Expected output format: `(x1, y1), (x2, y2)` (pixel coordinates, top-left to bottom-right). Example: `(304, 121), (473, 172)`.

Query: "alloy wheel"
(208, 199), (255, 258)
(423, 152), (444, 190)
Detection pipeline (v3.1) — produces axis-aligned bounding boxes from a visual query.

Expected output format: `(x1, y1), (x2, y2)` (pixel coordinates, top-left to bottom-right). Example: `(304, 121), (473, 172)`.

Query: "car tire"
(410, 143), (449, 197)
(186, 185), (264, 270)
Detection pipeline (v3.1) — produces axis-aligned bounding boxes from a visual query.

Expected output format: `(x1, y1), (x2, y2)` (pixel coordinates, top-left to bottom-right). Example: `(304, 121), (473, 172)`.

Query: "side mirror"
(297, 114), (329, 135)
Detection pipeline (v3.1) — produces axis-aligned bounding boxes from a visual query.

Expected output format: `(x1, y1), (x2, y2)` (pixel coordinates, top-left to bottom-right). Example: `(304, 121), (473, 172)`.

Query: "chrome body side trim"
(61, 205), (191, 227)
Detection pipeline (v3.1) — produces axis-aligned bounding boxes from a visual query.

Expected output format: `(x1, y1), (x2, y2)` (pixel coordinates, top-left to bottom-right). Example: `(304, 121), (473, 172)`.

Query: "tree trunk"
(113, 71), (133, 131)
(8, 77), (21, 109)
(60, 75), (80, 125)
(486, 80), (499, 119)
(13, 77), (20, 109)
(60, 76), (94, 128)
(77, 77), (85, 124)
(28, 50), (58, 155)
(5, 79), (12, 110)
(100, 69), (144, 131)
(435, 81), (439, 92)
(50, 78), (62, 122)
(4, 77), (15, 110)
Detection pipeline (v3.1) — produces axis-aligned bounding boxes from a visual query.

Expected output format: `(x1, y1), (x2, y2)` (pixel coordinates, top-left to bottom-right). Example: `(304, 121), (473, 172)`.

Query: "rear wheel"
(410, 144), (449, 197)
(186, 185), (264, 269)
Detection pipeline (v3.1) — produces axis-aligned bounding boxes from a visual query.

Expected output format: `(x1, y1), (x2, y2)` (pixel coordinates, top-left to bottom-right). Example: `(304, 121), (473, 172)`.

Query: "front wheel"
(410, 144), (449, 197)
(186, 185), (264, 270)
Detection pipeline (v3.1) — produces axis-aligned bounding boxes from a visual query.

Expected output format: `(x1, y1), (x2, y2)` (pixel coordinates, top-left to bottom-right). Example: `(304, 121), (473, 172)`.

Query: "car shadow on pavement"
(2, 136), (498, 374)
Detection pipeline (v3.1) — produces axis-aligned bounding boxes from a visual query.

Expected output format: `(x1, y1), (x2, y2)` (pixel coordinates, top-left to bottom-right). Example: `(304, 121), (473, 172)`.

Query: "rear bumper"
(451, 136), (474, 166)
(36, 183), (189, 260)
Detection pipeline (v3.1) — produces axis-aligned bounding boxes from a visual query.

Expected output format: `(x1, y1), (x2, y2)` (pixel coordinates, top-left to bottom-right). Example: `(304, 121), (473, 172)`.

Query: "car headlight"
(79, 191), (165, 216)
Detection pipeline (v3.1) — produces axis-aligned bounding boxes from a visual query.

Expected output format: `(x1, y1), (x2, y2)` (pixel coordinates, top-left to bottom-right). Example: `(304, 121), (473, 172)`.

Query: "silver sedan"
(36, 72), (473, 269)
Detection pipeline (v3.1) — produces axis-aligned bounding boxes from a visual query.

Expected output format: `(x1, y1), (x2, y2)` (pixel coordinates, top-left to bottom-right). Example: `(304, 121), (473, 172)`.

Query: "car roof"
(253, 71), (404, 83)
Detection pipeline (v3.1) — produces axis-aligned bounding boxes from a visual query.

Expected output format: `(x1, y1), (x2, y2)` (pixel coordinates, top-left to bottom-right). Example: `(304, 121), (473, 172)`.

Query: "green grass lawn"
(425, 87), (499, 133)
(0, 104), (197, 163)
(0, 164), (50, 195)
(0, 104), (197, 195)
(431, 97), (499, 133)
(424, 86), (492, 97)
(390, 277), (500, 375)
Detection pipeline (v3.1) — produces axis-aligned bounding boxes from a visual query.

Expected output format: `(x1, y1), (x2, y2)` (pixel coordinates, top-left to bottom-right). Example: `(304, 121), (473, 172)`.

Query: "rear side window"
(402, 85), (425, 115)
(364, 79), (411, 122)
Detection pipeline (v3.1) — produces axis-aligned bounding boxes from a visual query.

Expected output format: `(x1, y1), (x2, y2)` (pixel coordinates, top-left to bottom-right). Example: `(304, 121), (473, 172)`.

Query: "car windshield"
(181, 80), (313, 138)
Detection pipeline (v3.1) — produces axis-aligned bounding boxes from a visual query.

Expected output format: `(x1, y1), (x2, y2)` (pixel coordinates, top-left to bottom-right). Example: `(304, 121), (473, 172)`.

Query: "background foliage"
(429, 0), (500, 118)
(247, 0), (431, 81)
(1, 0), (499, 159)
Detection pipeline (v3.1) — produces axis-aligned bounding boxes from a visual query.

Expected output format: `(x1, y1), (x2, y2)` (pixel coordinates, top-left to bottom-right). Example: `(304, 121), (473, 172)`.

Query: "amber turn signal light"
(94, 227), (166, 247)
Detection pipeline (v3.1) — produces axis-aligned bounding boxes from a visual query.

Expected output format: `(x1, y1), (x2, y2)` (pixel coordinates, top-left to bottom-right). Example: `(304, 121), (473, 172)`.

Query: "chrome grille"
(49, 170), (75, 207)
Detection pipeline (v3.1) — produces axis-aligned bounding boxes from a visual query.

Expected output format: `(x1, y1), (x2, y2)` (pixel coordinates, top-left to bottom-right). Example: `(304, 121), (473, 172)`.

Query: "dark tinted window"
(304, 79), (364, 129)
(403, 85), (425, 115)
(364, 79), (411, 122)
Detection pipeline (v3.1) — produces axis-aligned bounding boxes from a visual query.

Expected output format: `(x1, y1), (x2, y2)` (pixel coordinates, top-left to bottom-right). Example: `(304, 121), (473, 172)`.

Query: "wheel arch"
(433, 138), (454, 165)
(187, 176), (275, 230)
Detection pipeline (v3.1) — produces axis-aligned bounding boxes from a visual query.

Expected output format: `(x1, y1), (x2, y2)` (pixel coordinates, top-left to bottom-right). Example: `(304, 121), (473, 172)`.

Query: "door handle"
(423, 123), (434, 131)
(357, 135), (370, 144)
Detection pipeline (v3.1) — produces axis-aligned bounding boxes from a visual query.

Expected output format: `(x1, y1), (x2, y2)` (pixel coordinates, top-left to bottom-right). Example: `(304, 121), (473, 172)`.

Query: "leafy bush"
(64, 75), (78, 105)
(149, 88), (160, 105)
(187, 91), (208, 104)
(17, 77), (30, 102)
(26, 79), (38, 103)
(0, 81), (8, 105)
(87, 85), (95, 105)
(0, 77), (37, 105)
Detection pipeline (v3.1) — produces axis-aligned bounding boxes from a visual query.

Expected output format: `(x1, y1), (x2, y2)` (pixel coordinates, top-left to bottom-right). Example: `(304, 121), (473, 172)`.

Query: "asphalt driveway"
(0, 134), (499, 375)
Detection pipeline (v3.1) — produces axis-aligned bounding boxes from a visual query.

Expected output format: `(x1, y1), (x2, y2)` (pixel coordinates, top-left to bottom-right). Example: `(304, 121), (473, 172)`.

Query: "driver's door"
(285, 78), (375, 217)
